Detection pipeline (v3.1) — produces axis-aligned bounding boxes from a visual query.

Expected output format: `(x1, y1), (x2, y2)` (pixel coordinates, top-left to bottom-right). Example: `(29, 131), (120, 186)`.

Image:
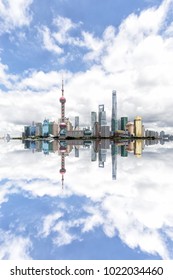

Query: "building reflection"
(23, 138), (167, 184)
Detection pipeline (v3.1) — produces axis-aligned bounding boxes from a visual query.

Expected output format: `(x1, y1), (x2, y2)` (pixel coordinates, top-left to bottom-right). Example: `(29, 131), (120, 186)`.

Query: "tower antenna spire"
(61, 75), (64, 97)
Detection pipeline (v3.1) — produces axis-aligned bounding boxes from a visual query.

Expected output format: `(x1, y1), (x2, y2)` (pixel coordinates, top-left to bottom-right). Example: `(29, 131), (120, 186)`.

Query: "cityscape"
(19, 80), (172, 141)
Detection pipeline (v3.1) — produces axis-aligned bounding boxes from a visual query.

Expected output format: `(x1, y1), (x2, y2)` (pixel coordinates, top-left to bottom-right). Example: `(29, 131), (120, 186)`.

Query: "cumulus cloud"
(40, 26), (64, 55)
(0, 0), (33, 33)
(0, 230), (32, 259)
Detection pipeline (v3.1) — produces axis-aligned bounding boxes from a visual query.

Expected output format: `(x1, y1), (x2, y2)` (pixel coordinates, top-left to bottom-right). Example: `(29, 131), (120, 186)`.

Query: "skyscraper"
(121, 117), (128, 131)
(91, 111), (97, 133)
(74, 116), (79, 130)
(98, 105), (107, 126)
(111, 90), (118, 132)
(134, 116), (142, 137)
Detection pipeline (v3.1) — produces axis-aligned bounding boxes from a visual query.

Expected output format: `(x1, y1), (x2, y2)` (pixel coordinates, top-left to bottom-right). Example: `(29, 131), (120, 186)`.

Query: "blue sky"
(0, 0), (173, 136)
(0, 0), (164, 73)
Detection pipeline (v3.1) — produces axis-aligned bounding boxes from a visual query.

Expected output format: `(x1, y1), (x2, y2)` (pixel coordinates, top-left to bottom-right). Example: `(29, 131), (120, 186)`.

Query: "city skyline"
(21, 85), (171, 140)
(1, 0), (173, 264)
(0, 0), (173, 137)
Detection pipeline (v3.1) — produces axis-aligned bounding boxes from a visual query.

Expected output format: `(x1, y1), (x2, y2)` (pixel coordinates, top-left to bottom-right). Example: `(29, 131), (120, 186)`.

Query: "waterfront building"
(121, 117), (128, 131)
(126, 122), (134, 136)
(66, 130), (84, 138)
(93, 122), (100, 137)
(42, 119), (49, 137)
(100, 126), (110, 138)
(91, 112), (97, 134)
(98, 105), (107, 126)
(30, 122), (36, 136)
(134, 116), (142, 137)
(74, 116), (79, 130)
(24, 126), (30, 138)
(160, 131), (165, 138)
(35, 122), (42, 137)
(52, 121), (59, 136)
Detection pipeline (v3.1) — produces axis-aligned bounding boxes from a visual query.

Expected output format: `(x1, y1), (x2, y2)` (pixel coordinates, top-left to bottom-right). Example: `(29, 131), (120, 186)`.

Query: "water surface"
(0, 139), (173, 260)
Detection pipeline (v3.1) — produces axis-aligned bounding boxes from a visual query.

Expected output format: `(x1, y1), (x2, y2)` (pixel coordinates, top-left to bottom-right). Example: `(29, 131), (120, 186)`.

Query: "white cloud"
(40, 26), (64, 55)
(0, 62), (18, 88)
(41, 212), (64, 237)
(0, 230), (31, 259)
(0, 0), (33, 33)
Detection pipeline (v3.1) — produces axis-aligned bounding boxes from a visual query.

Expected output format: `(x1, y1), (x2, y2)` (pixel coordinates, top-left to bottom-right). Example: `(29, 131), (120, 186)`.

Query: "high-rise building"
(134, 116), (142, 137)
(121, 117), (128, 131)
(74, 116), (79, 130)
(24, 126), (30, 138)
(42, 119), (49, 137)
(126, 122), (134, 136)
(111, 90), (118, 132)
(100, 126), (110, 137)
(35, 122), (42, 137)
(98, 105), (107, 126)
(52, 121), (59, 136)
(91, 112), (97, 133)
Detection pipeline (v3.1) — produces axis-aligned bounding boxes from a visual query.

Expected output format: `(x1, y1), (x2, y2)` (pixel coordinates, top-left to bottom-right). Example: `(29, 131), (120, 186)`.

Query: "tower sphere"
(60, 168), (66, 174)
(60, 96), (66, 103)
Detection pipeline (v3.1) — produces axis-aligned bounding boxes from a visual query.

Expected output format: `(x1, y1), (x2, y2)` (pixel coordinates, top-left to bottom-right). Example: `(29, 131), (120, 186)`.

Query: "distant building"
(160, 131), (165, 138)
(66, 130), (84, 138)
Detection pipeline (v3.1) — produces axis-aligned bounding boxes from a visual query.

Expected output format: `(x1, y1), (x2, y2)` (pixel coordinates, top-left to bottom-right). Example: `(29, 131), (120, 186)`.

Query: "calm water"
(0, 139), (173, 260)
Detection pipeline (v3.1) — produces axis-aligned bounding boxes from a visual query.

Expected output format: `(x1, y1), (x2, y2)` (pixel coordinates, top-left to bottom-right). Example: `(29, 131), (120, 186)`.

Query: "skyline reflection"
(0, 139), (173, 260)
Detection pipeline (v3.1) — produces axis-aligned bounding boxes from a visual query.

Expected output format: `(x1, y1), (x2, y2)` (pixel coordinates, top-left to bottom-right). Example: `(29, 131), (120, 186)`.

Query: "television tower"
(59, 79), (67, 136)
(60, 79), (66, 122)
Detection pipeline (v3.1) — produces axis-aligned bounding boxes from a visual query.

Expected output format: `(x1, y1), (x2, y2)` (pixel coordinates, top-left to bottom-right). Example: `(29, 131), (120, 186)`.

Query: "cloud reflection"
(0, 141), (173, 259)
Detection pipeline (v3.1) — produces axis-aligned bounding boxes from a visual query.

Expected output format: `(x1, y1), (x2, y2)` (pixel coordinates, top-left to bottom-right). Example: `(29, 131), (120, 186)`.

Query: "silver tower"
(111, 90), (118, 132)
(111, 143), (117, 180)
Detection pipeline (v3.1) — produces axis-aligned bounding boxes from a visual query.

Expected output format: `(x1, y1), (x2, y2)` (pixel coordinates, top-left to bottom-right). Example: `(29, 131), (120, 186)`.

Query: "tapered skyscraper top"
(111, 90), (118, 132)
